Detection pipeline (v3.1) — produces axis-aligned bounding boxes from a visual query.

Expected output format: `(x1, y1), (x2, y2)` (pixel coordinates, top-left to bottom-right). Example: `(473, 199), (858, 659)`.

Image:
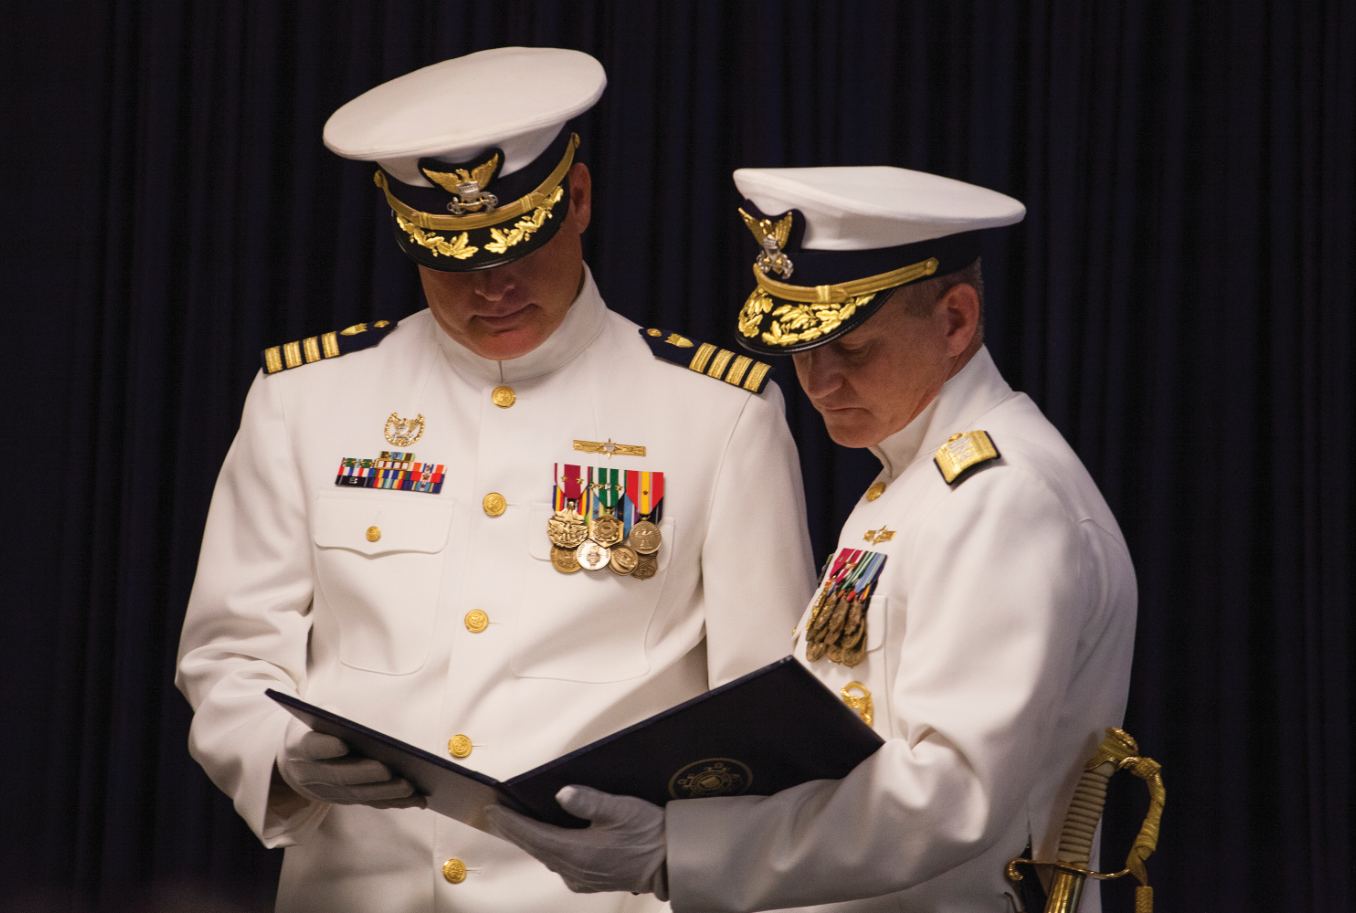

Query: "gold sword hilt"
(1006, 728), (1166, 913)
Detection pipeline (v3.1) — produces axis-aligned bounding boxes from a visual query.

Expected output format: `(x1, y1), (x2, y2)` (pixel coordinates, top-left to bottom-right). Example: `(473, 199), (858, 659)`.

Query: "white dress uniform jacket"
(177, 268), (816, 913)
(666, 347), (1136, 913)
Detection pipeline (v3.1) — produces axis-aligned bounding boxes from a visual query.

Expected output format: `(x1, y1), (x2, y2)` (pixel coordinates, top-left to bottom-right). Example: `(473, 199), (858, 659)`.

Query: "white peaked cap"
(324, 47), (606, 187)
(734, 166), (1026, 250)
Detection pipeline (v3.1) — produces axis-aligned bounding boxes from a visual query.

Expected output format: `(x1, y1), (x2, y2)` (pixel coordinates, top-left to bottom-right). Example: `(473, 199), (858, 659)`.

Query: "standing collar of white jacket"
(868, 346), (1014, 480)
(431, 263), (608, 383)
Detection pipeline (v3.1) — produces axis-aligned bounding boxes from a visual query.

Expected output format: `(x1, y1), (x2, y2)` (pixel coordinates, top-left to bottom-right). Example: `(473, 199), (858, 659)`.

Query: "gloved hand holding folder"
(267, 656), (882, 835)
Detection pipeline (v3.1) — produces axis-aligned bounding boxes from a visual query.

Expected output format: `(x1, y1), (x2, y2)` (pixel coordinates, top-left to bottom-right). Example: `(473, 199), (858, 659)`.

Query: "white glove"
(276, 716), (424, 809)
(485, 785), (668, 899)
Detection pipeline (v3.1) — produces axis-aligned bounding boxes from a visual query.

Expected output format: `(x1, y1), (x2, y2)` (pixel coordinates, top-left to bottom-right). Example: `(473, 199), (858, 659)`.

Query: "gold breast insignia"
(863, 527), (896, 545)
(385, 413), (425, 447)
(574, 438), (647, 459)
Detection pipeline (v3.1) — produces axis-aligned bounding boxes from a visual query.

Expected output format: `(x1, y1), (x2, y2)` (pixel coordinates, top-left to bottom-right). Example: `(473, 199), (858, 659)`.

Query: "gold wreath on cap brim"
(373, 133), (579, 233)
(737, 257), (939, 349)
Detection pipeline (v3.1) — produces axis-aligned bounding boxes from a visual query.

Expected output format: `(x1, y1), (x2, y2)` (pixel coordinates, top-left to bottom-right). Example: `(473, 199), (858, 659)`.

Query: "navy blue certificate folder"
(268, 656), (884, 832)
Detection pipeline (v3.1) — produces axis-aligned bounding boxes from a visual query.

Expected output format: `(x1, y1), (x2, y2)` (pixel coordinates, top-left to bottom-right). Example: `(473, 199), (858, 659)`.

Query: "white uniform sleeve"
(699, 381), (817, 687)
(667, 467), (1094, 912)
(175, 372), (324, 846)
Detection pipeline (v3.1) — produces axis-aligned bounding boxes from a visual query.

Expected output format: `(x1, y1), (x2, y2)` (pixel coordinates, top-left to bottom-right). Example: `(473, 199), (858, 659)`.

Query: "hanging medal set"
(804, 549), (888, 667)
(548, 464), (664, 579)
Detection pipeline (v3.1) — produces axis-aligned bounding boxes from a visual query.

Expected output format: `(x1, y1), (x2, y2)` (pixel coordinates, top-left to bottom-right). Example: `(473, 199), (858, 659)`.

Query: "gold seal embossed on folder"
(933, 430), (1000, 485)
(668, 758), (753, 799)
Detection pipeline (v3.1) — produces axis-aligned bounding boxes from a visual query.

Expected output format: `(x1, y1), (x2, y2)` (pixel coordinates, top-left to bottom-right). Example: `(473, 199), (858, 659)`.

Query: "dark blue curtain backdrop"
(2, 2), (1352, 911)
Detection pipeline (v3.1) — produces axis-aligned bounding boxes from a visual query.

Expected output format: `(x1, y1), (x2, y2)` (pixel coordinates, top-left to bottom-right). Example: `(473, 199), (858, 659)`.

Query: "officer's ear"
(566, 162), (593, 234)
(937, 281), (981, 358)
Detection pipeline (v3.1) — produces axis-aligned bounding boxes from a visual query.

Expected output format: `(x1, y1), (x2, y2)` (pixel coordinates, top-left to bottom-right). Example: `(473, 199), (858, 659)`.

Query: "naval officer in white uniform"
(487, 168), (1138, 913)
(176, 48), (815, 913)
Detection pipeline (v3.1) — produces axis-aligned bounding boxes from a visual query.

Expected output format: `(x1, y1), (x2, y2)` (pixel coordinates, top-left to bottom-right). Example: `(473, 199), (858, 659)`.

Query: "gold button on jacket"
(465, 609), (489, 633)
(365, 526), (381, 542)
(491, 385), (516, 408)
(482, 492), (507, 516)
(448, 734), (473, 758)
(442, 858), (467, 884)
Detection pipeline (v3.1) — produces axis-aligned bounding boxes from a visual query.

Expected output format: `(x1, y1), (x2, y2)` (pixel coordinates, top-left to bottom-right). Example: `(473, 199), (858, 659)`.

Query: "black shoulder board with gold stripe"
(261, 320), (395, 375)
(934, 430), (1001, 485)
(640, 327), (774, 394)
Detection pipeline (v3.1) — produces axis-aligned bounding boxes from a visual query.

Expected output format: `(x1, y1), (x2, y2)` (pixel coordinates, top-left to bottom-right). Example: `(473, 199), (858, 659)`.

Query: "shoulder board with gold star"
(640, 327), (774, 394)
(934, 430), (1001, 485)
(261, 320), (395, 375)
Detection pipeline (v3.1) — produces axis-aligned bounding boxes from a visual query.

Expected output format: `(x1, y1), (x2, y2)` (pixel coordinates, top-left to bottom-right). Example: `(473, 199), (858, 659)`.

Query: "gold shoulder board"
(261, 320), (393, 375)
(640, 327), (774, 394)
(934, 430), (1000, 485)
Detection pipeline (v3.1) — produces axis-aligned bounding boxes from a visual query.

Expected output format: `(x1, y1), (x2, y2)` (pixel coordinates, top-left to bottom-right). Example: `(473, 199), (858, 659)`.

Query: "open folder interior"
(269, 655), (883, 833)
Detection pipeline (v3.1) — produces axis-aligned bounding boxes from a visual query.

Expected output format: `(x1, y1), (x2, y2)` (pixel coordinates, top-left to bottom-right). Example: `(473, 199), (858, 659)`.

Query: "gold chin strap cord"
(752, 256), (939, 305)
(1005, 727), (1165, 913)
(373, 133), (580, 232)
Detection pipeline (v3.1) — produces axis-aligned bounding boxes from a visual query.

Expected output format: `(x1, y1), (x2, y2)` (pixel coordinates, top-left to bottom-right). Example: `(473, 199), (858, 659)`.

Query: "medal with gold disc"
(576, 539), (612, 572)
(548, 464), (589, 550)
(631, 553), (659, 580)
(803, 549), (887, 668)
(551, 545), (582, 574)
(548, 504), (589, 548)
(609, 543), (639, 576)
(589, 467), (625, 547)
(625, 470), (664, 555)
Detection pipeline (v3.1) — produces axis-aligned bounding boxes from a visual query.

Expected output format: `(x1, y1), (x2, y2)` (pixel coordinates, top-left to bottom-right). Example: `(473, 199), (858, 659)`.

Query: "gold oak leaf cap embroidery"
(322, 47), (606, 272)
(730, 167), (1026, 355)
(934, 430), (1001, 485)
(261, 320), (395, 375)
(640, 327), (775, 395)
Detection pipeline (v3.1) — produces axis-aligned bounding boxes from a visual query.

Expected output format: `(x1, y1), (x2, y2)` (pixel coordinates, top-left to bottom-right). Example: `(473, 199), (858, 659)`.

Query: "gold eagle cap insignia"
(739, 208), (794, 251)
(421, 153), (501, 195)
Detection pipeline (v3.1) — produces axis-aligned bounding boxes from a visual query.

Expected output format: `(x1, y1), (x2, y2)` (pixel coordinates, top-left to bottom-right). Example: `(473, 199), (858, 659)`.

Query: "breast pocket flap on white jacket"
(866, 594), (887, 652)
(313, 493), (453, 556)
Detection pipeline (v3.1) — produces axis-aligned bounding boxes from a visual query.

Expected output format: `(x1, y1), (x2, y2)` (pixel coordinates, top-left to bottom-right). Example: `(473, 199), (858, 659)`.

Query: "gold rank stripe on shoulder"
(262, 320), (392, 375)
(934, 430), (1000, 485)
(641, 327), (774, 393)
(686, 342), (771, 392)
